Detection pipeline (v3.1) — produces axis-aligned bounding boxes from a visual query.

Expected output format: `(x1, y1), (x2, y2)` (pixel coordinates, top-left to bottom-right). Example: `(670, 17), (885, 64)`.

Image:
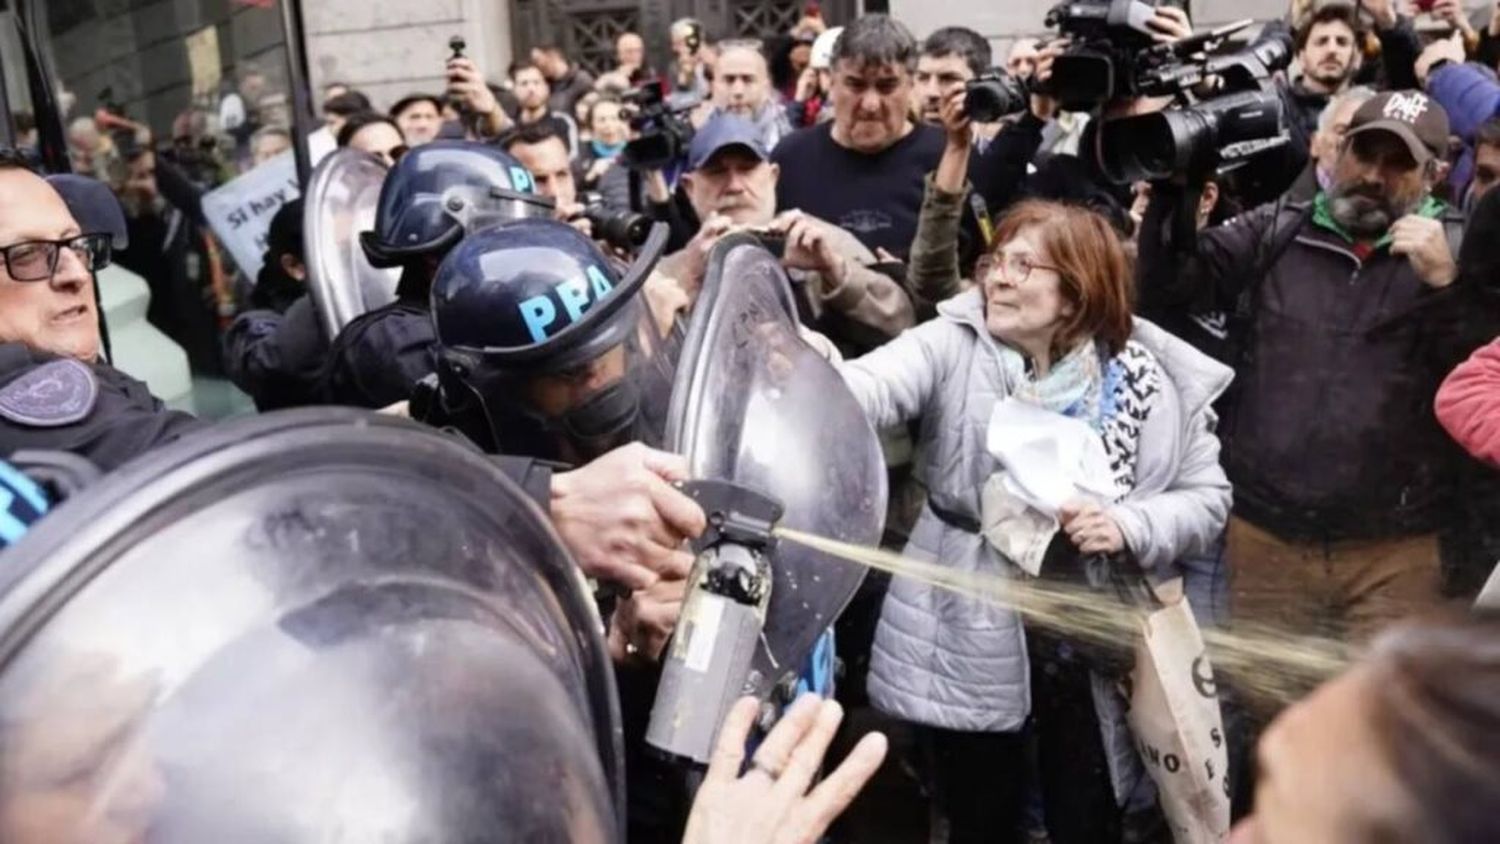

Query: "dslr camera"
(621, 80), (700, 171)
(963, 72), (1030, 124)
(573, 196), (652, 252)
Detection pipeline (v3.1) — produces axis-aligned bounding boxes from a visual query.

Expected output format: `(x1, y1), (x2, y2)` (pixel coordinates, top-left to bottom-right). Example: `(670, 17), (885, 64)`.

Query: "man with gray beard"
(1137, 90), (1484, 651)
(653, 114), (914, 357)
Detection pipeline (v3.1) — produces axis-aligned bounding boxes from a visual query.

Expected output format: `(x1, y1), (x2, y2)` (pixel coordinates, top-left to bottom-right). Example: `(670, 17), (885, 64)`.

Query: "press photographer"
(772, 14), (1054, 272)
(501, 121), (652, 254)
(653, 114), (914, 357)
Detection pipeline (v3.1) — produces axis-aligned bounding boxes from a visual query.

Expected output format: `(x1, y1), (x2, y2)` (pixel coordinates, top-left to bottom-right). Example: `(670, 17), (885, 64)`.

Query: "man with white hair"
(1288, 86), (1379, 201)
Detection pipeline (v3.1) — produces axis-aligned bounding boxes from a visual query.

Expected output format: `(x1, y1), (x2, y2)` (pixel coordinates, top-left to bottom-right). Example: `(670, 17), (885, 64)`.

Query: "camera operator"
(1135, 91), (1488, 651)
(772, 15), (1050, 267)
(912, 27), (990, 129)
(501, 122), (587, 226)
(654, 114), (915, 357)
(1226, 5), (1392, 206)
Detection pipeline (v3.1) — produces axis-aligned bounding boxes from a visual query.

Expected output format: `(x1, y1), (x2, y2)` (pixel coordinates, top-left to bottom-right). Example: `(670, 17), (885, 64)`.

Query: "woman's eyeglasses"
(977, 252), (1062, 285)
(0, 234), (112, 282)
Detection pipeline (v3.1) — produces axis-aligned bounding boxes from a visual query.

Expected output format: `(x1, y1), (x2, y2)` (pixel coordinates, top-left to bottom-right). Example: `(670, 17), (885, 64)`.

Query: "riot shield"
(304, 148), (400, 339)
(0, 410), (623, 843)
(665, 234), (886, 702)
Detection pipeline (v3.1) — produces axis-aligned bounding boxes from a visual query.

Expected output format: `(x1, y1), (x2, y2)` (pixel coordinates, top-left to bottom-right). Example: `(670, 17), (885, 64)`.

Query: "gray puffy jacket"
(839, 289), (1232, 731)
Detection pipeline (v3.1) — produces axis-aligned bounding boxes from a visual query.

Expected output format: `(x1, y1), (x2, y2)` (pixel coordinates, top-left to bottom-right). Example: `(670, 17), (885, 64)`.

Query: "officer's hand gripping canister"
(646, 480), (783, 765)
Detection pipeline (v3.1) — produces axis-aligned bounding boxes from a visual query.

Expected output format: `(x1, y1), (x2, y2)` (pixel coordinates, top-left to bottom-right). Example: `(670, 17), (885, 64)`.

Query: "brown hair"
(1359, 617), (1500, 843)
(987, 199), (1134, 357)
(1294, 3), (1363, 53)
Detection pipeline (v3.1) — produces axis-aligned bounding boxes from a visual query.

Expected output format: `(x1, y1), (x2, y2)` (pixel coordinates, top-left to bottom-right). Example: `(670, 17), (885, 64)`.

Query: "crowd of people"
(3, 0), (1500, 841)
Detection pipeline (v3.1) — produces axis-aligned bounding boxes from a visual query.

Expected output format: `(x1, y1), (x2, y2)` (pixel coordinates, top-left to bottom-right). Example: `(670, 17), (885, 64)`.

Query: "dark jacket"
(319, 269), (436, 409)
(1139, 188), (1482, 540)
(0, 343), (201, 473)
(223, 294), (329, 411)
(548, 66), (596, 118)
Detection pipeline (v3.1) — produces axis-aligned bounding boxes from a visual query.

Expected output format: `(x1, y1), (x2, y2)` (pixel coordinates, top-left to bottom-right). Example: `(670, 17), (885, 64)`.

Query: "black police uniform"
(0, 343), (202, 473)
(223, 293), (329, 411)
(319, 271), (435, 409)
(317, 141), (550, 410)
(416, 217), (687, 841)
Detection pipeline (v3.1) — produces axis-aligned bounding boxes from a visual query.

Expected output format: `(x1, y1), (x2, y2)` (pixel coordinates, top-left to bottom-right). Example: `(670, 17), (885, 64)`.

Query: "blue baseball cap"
(687, 114), (769, 171)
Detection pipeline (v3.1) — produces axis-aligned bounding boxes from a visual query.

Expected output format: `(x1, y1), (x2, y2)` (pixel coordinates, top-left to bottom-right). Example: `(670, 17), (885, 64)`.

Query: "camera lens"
(962, 73), (1028, 124)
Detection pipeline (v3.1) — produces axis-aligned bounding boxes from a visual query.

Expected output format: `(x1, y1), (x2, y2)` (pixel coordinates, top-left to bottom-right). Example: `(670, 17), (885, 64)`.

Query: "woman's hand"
(1060, 499), (1126, 555)
(682, 695), (888, 844)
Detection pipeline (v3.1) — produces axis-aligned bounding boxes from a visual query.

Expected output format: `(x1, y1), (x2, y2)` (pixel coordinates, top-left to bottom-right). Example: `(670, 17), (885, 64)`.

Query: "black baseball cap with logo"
(1344, 90), (1450, 166)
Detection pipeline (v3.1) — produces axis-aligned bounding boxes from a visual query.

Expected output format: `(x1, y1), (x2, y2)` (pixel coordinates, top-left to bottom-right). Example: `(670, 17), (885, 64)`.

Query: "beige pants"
(1227, 516), (1444, 646)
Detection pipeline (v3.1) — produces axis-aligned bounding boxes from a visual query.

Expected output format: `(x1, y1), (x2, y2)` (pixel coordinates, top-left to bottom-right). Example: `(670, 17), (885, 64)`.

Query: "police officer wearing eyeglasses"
(0, 150), (200, 472)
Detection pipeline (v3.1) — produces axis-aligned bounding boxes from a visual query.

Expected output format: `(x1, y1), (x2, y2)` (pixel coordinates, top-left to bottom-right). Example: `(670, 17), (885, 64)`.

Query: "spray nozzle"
(675, 480), (783, 556)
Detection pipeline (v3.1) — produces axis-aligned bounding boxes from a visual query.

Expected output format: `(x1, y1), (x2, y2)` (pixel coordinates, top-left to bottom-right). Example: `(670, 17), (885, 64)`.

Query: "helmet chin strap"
(462, 369), (644, 465)
(539, 377), (644, 463)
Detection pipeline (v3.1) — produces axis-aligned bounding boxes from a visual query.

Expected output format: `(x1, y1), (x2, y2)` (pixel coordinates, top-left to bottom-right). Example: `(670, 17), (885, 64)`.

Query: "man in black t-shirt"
(771, 14), (1044, 262)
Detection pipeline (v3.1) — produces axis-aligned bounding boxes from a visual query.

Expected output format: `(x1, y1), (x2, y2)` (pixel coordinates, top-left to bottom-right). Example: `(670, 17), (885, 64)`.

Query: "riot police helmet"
(0, 410), (625, 842)
(430, 217), (672, 462)
(359, 141), (554, 268)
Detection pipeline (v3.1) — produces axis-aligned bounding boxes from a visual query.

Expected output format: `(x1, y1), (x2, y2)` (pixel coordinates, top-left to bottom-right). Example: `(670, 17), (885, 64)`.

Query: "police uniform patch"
(0, 359), (99, 427)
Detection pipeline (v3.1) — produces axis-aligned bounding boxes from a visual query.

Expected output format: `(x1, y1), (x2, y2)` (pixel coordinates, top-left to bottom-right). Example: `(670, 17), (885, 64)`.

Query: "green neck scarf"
(1312, 191), (1445, 249)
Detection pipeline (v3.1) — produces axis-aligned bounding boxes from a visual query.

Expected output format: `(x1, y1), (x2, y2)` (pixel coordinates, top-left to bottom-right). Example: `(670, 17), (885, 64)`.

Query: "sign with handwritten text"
(201, 152), (300, 280)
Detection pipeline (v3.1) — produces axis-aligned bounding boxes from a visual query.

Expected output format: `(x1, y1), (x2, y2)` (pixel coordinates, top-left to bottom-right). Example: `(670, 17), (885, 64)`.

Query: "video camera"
(621, 80), (700, 171)
(1043, 0), (1290, 104)
(1043, 0), (1161, 108)
(1072, 9), (1294, 185)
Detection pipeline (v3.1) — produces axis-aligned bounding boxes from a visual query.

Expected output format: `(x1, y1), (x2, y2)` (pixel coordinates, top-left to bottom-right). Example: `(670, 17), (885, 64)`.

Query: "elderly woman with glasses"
(838, 199), (1233, 841)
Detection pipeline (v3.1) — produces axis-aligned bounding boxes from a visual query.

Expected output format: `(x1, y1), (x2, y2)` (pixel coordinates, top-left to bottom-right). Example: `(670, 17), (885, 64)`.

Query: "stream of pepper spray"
(772, 526), (1351, 706)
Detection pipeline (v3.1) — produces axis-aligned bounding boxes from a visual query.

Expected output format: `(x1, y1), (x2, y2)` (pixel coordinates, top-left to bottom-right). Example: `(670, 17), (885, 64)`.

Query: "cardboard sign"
(201, 153), (299, 280)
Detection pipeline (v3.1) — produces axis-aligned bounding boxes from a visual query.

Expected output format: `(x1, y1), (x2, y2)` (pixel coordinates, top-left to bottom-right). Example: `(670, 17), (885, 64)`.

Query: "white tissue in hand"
(984, 397), (1116, 516)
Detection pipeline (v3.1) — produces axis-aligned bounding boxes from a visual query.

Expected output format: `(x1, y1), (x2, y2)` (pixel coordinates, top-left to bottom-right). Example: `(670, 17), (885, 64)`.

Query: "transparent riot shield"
(665, 234), (887, 703)
(0, 409), (623, 843)
(304, 148), (401, 339)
